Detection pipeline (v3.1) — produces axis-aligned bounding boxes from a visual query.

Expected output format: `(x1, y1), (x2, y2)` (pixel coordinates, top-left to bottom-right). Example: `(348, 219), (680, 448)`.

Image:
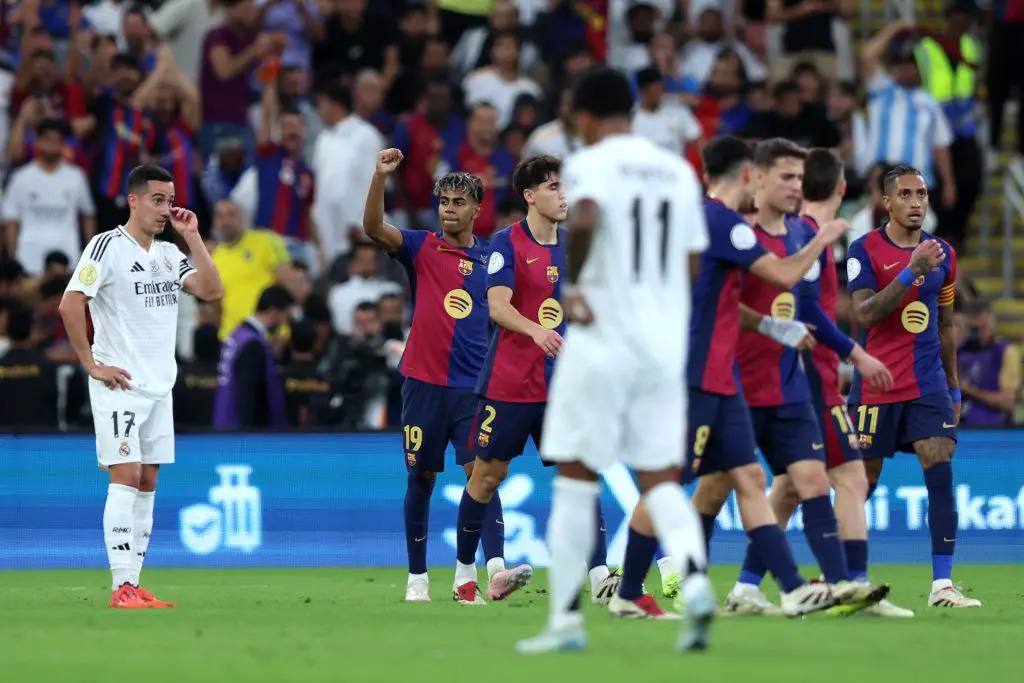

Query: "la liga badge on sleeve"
(79, 265), (98, 285)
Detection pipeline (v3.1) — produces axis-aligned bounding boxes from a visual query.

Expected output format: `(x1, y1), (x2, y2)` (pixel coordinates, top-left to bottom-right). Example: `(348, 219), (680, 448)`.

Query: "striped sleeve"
(176, 245), (197, 286)
(939, 242), (957, 306)
(66, 232), (118, 298)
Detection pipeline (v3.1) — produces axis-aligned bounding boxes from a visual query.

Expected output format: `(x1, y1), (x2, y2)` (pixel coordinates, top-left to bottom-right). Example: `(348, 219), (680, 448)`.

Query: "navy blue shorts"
(469, 398), (546, 463)
(847, 391), (958, 460)
(750, 402), (825, 476)
(400, 378), (477, 473)
(682, 389), (760, 484)
(817, 403), (863, 469)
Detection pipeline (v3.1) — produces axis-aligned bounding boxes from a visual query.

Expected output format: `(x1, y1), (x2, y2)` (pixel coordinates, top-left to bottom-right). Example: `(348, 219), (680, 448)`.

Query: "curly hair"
(433, 172), (485, 204)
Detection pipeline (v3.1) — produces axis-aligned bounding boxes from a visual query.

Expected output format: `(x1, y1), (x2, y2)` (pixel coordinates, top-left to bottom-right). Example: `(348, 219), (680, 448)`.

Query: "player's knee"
(915, 437), (954, 469)
(771, 476), (801, 510)
(109, 462), (142, 489)
(789, 462), (830, 499)
(471, 460), (508, 494)
(832, 465), (868, 502)
(696, 471), (734, 511)
(863, 458), (884, 486)
(730, 463), (767, 497)
(139, 464), (160, 492)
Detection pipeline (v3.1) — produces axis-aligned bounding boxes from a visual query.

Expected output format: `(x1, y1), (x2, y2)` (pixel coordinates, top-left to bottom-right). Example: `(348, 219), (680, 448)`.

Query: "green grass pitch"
(1, 565), (1020, 682)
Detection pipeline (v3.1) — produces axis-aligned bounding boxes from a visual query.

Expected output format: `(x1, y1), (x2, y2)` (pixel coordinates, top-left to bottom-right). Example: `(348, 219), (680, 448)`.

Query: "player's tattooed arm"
(566, 198), (599, 285)
(851, 284), (909, 328)
(362, 149), (406, 253)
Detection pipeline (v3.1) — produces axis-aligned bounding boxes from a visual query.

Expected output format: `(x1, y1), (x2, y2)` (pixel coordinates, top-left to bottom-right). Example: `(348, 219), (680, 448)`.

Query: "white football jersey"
(562, 134), (708, 366)
(66, 227), (197, 399)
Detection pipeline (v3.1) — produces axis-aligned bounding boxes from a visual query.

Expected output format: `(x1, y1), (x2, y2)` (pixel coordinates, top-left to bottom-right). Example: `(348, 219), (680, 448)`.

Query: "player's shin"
(104, 483), (138, 590)
(644, 482), (709, 595)
(455, 489), (489, 586)
(482, 491), (505, 579)
(588, 502), (610, 587)
(923, 460), (957, 585)
(547, 476), (599, 631)
(129, 490), (155, 586)
(830, 462), (870, 581)
(404, 473), (435, 577)
(790, 463), (848, 584)
(619, 506), (659, 601)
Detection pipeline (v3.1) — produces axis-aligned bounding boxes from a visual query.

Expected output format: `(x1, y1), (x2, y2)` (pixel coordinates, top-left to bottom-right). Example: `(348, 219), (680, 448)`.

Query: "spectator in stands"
(494, 196), (525, 231)
(449, 0), (540, 82)
(704, 49), (753, 136)
(173, 324), (222, 427)
(0, 303), (58, 430)
(680, 7), (767, 87)
(462, 30), (542, 131)
(391, 78), (465, 231)
(211, 199), (308, 338)
(2, 117), (95, 275)
(8, 47), (87, 125)
(199, 0), (273, 159)
(914, 3), (982, 253)
(312, 82), (385, 264)
(334, 300), (391, 429)
(860, 21), (956, 227)
(632, 67), (703, 157)
(0, 260), (27, 298)
(608, 1), (662, 72)
(740, 79), (840, 148)
(327, 242), (401, 335)
(523, 81), (579, 160)
(313, 0), (400, 85)
(248, 65), (322, 162)
(213, 284), (294, 429)
(958, 301), (1021, 426)
(353, 68), (394, 137)
(279, 319), (332, 426)
(201, 135), (249, 209)
(122, 5), (158, 72)
(827, 80), (870, 190)
(0, 298), (12, 358)
(132, 47), (201, 211)
(257, 0), (324, 78)
(766, 0), (851, 82)
(987, 0), (1024, 158)
(389, 8), (439, 114)
(441, 102), (515, 237)
(232, 80), (320, 265)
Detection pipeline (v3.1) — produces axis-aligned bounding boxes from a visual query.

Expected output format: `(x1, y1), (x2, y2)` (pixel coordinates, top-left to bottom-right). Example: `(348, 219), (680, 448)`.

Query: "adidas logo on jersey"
(130, 262), (145, 273)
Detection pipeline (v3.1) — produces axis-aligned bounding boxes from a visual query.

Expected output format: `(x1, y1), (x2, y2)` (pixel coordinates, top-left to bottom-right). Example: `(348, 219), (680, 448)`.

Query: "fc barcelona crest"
(859, 434), (873, 449)
(477, 432), (490, 448)
(459, 259), (474, 276)
(406, 452), (417, 468)
(546, 265), (559, 283)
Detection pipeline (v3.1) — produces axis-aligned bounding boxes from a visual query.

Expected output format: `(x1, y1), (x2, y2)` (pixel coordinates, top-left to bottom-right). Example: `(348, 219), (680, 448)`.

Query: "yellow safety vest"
(435, 0), (492, 16)
(914, 35), (978, 103)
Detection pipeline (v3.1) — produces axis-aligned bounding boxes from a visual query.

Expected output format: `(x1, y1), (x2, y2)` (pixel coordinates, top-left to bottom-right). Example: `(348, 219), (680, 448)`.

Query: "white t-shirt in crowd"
(462, 68), (542, 131)
(632, 101), (703, 156)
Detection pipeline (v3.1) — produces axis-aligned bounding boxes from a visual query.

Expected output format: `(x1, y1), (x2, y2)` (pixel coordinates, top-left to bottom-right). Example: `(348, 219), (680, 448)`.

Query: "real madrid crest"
(546, 265), (559, 283)
(458, 259), (473, 276)
(163, 254), (173, 272)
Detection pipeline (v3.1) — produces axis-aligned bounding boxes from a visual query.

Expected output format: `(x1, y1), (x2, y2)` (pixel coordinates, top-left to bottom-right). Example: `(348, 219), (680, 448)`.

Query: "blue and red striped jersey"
(156, 118), (196, 209)
(252, 143), (314, 240)
(847, 228), (957, 404)
(91, 94), (160, 199)
(800, 214), (845, 407)
(394, 230), (491, 388)
(687, 198), (769, 395)
(737, 217), (814, 407)
(476, 220), (566, 403)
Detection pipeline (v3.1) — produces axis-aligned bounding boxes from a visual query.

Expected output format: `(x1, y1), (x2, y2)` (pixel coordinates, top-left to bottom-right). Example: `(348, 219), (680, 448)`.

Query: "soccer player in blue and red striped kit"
(363, 148), (521, 602)
(723, 147), (914, 616)
(616, 136), (846, 617)
(846, 164), (981, 608)
(450, 155), (615, 605)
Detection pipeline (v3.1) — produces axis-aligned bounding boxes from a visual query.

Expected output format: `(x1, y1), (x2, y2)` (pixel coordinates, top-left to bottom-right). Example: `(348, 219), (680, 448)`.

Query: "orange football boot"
(109, 583), (149, 609)
(135, 586), (176, 608)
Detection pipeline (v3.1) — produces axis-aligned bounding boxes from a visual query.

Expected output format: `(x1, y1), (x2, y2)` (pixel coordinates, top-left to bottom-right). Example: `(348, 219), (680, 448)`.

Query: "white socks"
(129, 491), (155, 586)
(645, 482), (708, 581)
(486, 557), (506, 580)
(547, 477), (599, 631)
(104, 484), (137, 590)
(455, 561), (477, 587)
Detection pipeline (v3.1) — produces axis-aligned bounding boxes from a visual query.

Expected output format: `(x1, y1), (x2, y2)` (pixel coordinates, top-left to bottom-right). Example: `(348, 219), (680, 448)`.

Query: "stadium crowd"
(0, 0), (1019, 430)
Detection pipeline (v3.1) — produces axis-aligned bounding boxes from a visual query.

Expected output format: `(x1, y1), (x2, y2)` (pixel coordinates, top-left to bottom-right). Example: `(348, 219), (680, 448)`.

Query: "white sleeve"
(67, 233), (115, 298)
(932, 101), (954, 148)
(148, 0), (190, 38)
(230, 167), (259, 224)
(75, 169), (96, 216)
(563, 153), (606, 206)
(677, 105), (703, 144)
(173, 244), (197, 286)
(867, 72), (894, 97)
(680, 163), (709, 253)
(0, 172), (24, 221)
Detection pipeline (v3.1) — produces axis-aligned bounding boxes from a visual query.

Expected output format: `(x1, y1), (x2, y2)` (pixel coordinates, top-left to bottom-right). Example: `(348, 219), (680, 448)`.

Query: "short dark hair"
(0, 259), (25, 283)
(279, 105), (303, 119)
(30, 49), (55, 62)
(44, 251), (70, 269)
(753, 138), (808, 168)
(772, 79), (801, 99)
(315, 82), (352, 111)
(636, 67), (662, 89)
(6, 304), (33, 343)
(791, 61), (820, 79)
(36, 117), (69, 138)
(350, 242), (378, 259)
(882, 164), (925, 194)
(434, 172), (485, 203)
(303, 296), (332, 324)
(702, 136), (753, 181)
(256, 284), (295, 312)
(378, 292), (402, 306)
(802, 148), (844, 202)
(289, 319), (318, 354)
(572, 65), (634, 120)
(111, 53), (141, 72)
(490, 28), (519, 47)
(354, 301), (378, 315)
(127, 165), (173, 195)
(40, 275), (70, 300)
(512, 155), (561, 197)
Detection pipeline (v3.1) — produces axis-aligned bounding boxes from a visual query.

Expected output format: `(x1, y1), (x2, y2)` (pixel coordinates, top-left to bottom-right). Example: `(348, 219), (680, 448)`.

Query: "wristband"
(950, 387), (962, 402)
(897, 268), (917, 287)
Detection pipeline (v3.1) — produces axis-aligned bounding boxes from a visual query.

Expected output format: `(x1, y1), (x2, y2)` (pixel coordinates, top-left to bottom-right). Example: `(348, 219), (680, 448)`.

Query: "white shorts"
(541, 327), (685, 473)
(89, 378), (176, 470)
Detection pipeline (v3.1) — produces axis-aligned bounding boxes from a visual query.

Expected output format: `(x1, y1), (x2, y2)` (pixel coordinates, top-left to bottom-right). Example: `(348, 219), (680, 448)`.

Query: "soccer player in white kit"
(59, 165), (224, 608)
(516, 66), (715, 655)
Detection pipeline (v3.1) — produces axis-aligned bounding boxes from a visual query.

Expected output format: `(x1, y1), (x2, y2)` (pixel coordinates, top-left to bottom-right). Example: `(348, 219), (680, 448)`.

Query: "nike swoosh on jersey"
(526, 257), (539, 264)
(436, 245), (463, 254)
(812, 443), (824, 450)
(942, 422), (957, 428)
(883, 262), (900, 270)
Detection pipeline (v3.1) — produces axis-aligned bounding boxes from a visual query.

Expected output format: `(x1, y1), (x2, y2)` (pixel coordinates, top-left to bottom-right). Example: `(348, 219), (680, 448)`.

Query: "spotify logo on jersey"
(443, 289), (473, 319)
(770, 292), (796, 321)
(901, 301), (930, 334)
(538, 298), (564, 329)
